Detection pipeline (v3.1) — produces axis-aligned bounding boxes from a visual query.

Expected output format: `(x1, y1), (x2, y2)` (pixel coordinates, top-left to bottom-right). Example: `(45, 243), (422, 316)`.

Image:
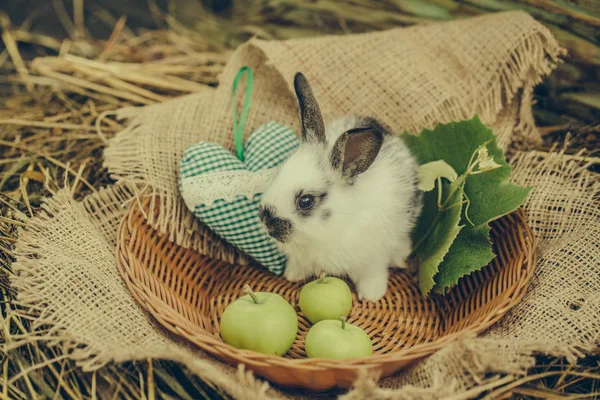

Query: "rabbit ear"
(294, 72), (326, 144)
(330, 127), (384, 181)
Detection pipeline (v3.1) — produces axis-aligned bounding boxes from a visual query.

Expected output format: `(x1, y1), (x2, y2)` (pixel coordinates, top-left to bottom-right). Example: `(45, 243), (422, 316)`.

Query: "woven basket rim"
(116, 197), (536, 380)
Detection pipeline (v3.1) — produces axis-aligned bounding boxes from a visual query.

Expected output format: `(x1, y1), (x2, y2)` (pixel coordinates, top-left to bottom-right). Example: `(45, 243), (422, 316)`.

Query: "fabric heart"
(179, 122), (299, 274)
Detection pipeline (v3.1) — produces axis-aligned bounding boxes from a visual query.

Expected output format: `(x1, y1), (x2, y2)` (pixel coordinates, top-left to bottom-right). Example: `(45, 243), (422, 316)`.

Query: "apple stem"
(243, 284), (259, 304)
(318, 272), (327, 283)
(341, 315), (347, 330)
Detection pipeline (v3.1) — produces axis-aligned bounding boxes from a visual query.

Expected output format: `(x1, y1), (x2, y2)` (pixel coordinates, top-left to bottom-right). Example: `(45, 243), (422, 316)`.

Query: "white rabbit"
(259, 72), (421, 302)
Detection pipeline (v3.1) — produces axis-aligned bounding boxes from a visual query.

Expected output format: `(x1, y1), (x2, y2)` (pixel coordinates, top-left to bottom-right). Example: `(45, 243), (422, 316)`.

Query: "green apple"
(299, 274), (352, 324)
(220, 285), (298, 356)
(305, 317), (373, 360)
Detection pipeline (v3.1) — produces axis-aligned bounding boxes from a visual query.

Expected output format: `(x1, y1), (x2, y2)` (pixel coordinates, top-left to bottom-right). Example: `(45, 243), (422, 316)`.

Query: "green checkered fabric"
(179, 122), (299, 274)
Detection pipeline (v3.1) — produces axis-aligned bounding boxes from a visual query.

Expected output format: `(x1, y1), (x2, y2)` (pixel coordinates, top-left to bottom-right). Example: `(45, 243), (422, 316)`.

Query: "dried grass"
(0, 4), (232, 398)
(0, 0), (598, 398)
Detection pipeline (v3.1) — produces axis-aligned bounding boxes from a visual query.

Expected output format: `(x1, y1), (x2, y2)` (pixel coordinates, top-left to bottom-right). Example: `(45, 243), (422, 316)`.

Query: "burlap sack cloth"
(11, 11), (600, 399)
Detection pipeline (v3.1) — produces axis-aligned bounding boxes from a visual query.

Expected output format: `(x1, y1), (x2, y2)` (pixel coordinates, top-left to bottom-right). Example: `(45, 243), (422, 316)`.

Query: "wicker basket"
(116, 198), (536, 391)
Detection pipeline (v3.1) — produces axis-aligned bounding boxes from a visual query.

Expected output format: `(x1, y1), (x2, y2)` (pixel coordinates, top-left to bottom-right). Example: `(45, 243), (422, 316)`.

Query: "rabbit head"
(259, 73), (385, 246)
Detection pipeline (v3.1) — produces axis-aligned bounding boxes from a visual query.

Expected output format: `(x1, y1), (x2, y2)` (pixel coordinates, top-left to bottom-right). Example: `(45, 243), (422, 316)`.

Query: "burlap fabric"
(11, 10), (600, 399)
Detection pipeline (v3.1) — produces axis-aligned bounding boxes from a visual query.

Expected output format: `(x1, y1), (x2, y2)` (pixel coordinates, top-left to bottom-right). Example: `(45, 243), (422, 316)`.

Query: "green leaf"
(417, 160), (458, 192)
(403, 116), (500, 174)
(433, 223), (495, 293)
(413, 182), (463, 295)
(402, 116), (532, 293)
(402, 116), (531, 225)
(464, 162), (532, 226)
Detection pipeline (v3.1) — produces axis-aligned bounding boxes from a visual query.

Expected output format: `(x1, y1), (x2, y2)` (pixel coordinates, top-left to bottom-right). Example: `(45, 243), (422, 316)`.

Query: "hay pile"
(0, 1), (598, 398)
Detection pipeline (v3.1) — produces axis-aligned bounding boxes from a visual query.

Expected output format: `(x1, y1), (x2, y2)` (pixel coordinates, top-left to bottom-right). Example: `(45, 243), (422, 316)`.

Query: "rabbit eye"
(296, 194), (315, 211)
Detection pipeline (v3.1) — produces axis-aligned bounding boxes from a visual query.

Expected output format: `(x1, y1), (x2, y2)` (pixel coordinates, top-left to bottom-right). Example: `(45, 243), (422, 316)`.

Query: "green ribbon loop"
(231, 66), (254, 162)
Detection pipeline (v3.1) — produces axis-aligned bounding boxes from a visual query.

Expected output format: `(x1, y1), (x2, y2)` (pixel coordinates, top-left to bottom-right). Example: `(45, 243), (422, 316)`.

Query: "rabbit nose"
(258, 205), (293, 242)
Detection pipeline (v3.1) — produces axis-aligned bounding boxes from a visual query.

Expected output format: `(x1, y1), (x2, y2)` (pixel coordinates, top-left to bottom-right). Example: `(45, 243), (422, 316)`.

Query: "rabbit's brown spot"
(259, 205), (293, 242)
(322, 209), (332, 220)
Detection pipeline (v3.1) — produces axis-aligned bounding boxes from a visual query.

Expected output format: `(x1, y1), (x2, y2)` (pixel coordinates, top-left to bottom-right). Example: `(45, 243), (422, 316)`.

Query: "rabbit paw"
(390, 241), (411, 268)
(356, 271), (388, 302)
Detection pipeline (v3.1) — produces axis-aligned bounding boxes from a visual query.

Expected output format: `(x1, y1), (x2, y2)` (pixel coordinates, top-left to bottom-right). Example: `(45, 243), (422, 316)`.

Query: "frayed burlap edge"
(7, 183), (289, 400)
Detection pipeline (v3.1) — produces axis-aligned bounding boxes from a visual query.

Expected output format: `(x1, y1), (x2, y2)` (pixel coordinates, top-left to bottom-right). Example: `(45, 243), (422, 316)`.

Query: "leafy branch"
(402, 116), (532, 295)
